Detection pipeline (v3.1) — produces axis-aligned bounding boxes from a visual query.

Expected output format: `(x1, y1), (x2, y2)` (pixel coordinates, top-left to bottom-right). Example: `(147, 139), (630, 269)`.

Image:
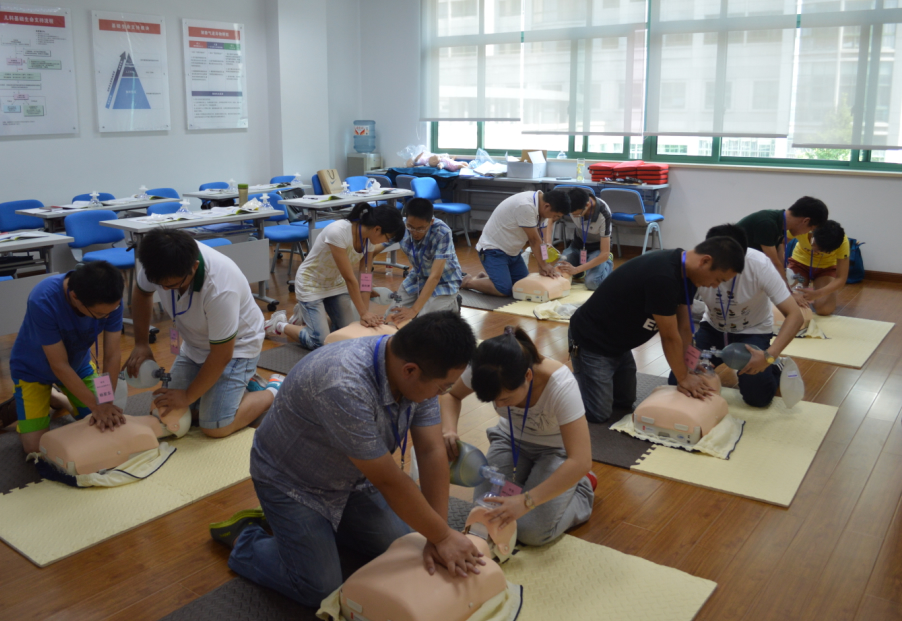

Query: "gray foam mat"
(257, 344), (312, 375)
(0, 390), (156, 494)
(459, 289), (513, 311)
(589, 373), (669, 469)
(161, 496), (476, 621)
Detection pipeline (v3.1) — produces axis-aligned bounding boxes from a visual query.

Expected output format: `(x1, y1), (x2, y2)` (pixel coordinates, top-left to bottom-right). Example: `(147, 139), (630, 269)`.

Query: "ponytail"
(346, 202), (405, 243)
(470, 325), (544, 402)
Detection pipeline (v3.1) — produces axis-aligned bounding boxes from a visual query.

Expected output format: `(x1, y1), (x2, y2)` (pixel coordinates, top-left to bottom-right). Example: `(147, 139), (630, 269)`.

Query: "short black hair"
(471, 326), (543, 402)
(68, 261), (125, 307)
(542, 189), (573, 214)
(706, 224), (748, 253)
(404, 198), (434, 221)
(136, 228), (199, 284)
(347, 203), (406, 244)
(788, 196), (828, 228)
(564, 187), (593, 212)
(812, 219), (846, 253)
(391, 311), (476, 380)
(693, 236), (746, 274)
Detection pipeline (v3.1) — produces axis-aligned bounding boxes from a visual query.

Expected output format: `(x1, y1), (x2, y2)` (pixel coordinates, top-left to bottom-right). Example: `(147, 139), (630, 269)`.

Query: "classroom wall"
(0, 0), (274, 206)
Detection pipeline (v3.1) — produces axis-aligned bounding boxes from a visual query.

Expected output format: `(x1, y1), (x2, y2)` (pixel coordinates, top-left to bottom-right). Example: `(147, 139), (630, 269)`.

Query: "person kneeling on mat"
(787, 219), (850, 317)
(4, 262), (124, 454)
(556, 187), (614, 291)
(440, 326), (594, 546)
(212, 312), (484, 607)
(126, 229), (278, 438)
(669, 224), (804, 408)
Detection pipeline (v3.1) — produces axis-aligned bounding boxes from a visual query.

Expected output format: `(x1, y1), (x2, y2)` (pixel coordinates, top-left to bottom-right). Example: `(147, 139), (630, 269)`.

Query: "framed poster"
(183, 19), (247, 129)
(92, 11), (170, 132)
(0, 4), (77, 136)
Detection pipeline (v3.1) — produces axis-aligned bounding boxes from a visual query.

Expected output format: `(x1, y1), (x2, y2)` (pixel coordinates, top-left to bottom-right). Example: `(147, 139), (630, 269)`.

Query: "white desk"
(16, 198), (181, 233)
(0, 232), (74, 273)
(99, 209), (281, 310)
(182, 183), (311, 201)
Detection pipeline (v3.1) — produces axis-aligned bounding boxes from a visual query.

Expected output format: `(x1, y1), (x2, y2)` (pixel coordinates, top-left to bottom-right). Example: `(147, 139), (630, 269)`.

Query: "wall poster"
(183, 19), (247, 130)
(92, 11), (170, 132)
(0, 4), (77, 136)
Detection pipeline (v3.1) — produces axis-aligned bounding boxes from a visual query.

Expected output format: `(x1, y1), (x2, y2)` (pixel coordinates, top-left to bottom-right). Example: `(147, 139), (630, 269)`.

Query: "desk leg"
(120, 232), (160, 343)
(254, 219), (279, 311)
(372, 197), (408, 274)
(43, 247), (53, 273)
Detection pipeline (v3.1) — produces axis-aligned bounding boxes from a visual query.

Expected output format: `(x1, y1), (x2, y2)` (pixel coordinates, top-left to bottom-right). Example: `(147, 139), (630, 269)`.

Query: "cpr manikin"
(334, 442), (517, 621)
(38, 360), (190, 477)
(512, 273), (572, 303)
(323, 320), (409, 345)
(773, 303), (814, 333)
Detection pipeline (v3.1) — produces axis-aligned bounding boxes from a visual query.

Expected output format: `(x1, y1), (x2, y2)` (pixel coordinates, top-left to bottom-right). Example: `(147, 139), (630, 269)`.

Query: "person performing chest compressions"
(555, 187), (614, 291)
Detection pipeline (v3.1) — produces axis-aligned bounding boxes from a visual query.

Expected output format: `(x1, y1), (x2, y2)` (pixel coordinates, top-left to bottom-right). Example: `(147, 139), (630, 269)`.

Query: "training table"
(0, 232), (74, 273)
(15, 198), (181, 234)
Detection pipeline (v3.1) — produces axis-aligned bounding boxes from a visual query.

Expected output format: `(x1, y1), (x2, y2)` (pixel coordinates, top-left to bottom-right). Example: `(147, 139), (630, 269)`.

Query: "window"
(663, 144), (688, 154)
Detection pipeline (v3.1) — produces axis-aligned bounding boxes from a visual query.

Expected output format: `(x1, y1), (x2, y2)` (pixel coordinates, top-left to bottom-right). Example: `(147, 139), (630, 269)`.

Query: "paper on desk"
(0, 232), (48, 242)
(297, 195), (342, 204)
(104, 197), (141, 205)
(136, 212), (203, 223)
(249, 184), (277, 191)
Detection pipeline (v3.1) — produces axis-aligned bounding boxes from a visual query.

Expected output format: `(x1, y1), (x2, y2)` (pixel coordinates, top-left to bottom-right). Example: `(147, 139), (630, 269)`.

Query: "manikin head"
(137, 228), (201, 295)
(566, 187), (597, 219)
(471, 326), (543, 409)
(404, 198), (435, 243)
(786, 196), (829, 237)
(387, 312), (477, 403)
(810, 219), (846, 254)
(684, 236), (745, 288)
(537, 189), (573, 224)
(346, 203), (406, 246)
(66, 261), (124, 319)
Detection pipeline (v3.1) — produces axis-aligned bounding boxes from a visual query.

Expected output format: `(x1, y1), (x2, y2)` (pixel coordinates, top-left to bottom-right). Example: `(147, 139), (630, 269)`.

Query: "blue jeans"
(561, 243), (613, 291)
(295, 293), (358, 349)
(569, 329), (637, 424)
(167, 354), (259, 429)
(668, 321), (780, 408)
(478, 248), (529, 297)
(229, 479), (412, 607)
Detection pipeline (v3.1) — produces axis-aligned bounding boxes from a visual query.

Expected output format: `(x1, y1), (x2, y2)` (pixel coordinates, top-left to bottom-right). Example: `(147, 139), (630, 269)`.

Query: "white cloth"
(533, 300), (581, 321)
(137, 242), (264, 363)
(294, 220), (364, 302)
(476, 191), (546, 257)
(611, 413), (745, 460)
(698, 248), (791, 335)
(461, 365), (584, 448)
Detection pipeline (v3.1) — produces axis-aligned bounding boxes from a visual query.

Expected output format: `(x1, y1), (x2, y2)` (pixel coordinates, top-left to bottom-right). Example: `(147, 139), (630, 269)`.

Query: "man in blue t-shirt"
(2, 262), (125, 453)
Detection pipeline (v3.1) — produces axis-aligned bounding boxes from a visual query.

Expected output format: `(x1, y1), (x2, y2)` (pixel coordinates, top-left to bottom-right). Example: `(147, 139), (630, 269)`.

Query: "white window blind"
(645, 0), (797, 137)
(793, 0), (902, 149)
(522, 0), (648, 135)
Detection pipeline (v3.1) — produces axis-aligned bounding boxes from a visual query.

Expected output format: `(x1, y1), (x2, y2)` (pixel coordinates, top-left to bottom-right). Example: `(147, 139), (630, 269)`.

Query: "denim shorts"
(167, 354), (259, 429)
(478, 248), (530, 297)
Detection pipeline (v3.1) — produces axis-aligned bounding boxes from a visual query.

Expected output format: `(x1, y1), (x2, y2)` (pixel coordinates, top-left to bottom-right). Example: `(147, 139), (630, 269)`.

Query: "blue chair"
(270, 176), (295, 184)
(146, 202), (182, 216)
(411, 177), (472, 247)
(367, 174), (393, 188)
(600, 187), (664, 256)
(199, 238), (232, 248)
(345, 176), (369, 192)
(146, 187), (180, 199)
(199, 182), (229, 191)
(64, 210), (135, 302)
(264, 203), (312, 277)
(0, 199), (45, 231)
(0, 276), (12, 282)
(72, 193), (115, 203)
(311, 175), (324, 195)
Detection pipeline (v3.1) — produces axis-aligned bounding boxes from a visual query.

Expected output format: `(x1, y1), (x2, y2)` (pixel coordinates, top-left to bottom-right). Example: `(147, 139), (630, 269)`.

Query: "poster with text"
(183, 19), (247, 130)
(0, 4), (77, 136)
(92, 11), (170, 132)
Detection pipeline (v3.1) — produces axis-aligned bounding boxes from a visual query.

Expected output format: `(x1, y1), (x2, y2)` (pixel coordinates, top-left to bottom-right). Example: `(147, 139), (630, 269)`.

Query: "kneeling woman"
(440, 326), (594, 546)
(265, 203), (404, 349)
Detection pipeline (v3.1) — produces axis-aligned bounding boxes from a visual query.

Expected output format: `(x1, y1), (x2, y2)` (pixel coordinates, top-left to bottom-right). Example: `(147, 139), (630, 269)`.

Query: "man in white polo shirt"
(126, 229), (277, 437)
(462, 189), (572, 297)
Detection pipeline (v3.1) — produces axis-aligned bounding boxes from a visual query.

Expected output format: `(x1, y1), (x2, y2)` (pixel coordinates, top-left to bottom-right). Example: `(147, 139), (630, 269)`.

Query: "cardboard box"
(507, 161), (547, 179)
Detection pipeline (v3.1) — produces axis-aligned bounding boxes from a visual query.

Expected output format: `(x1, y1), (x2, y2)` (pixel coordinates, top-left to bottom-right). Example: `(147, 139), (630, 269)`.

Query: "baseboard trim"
(865, 270), (902, 284)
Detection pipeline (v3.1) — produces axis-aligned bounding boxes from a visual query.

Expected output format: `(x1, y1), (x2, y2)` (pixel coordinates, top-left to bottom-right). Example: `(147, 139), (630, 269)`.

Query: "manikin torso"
(512, 273), (571, 303)
(633, 372), (728, 447)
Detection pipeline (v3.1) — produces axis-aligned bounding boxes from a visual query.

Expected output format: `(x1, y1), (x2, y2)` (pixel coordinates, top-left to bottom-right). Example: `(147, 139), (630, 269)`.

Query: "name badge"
(580, 249), (588, 265)
(93, 373), (115, 404)
(359, 272), (373, 292)
(684, 345), (701, 372)
(170, 327), (181, 355)
(539, 244), (549, 262)
(500, 481), (523, 497)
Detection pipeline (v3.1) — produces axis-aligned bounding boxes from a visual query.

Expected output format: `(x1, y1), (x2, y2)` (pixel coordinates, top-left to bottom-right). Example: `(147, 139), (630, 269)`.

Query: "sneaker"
(209, 507), (267, 549)
(0, 396), (17, 429)
(586, 471), (598, 492)
(266, 374), (285, 392)
(289, 303), (302, 325)
(264, 310), (287, 337)
(247, 374), (268, 392)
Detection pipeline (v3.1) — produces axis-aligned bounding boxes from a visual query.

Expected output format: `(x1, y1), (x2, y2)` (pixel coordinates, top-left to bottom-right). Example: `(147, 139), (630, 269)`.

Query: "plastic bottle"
(576, 158), (586, 182)
(353, 120), (376, 153)
(260, 194), (272, 210)
(556, 151), (567, 159)
(291, 172), (302, 185)
(89, 191), (101, 207)
(138, 185), (148, 200)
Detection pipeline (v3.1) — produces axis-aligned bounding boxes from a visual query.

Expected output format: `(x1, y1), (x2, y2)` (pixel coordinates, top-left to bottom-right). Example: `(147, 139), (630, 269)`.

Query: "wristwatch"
(524, 490), (536, 510)
(764, 349), (776, 365)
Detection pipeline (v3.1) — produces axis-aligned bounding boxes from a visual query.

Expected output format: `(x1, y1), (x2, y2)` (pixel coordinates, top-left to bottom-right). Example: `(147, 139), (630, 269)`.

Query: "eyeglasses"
(406, 224), (431, 234)
(436, 381), (455, 395)
(155, 272), (193, 291)
(82, 300), (121, 320)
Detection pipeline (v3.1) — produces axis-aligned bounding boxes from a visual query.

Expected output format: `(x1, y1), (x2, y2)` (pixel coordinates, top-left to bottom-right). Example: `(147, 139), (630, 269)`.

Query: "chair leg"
(127, 269), (134, 306)
(270, 243), (280, 273)
(463, 212), (471, 247)
(656, 225), (664, 250)
(287, 243), (297, 276)
(642, 225), (653, 255)
(615, 227), (622, 257)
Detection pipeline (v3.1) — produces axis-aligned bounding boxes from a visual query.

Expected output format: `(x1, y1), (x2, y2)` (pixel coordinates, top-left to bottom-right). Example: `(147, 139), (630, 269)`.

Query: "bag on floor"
(847, 238), (865, 284)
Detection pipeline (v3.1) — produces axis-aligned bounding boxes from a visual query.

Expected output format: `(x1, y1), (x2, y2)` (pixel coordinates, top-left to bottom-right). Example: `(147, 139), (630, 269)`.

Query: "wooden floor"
(2, 239), (902, 621)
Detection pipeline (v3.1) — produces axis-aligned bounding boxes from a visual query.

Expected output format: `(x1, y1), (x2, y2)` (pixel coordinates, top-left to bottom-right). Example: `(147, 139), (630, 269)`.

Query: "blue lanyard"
(534, 192), (546, 239)
(358, 222), (370, 271)
(170, 287), (194, 327)
(681, 252), (696, 341)
(580, 211), (592, 245)
(506, 380), (533, 476)
(373, 336), (412, 469)
(716, 276), (738, 347)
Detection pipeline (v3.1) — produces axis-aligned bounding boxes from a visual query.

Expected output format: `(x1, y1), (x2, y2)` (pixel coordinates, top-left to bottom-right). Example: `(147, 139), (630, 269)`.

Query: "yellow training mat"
(494, 283), (594, 322)
(631, 388), (837, 507)
(775, 315), (894, 368)
(0, 428), (254, 567)
(502, 535), (717, 621)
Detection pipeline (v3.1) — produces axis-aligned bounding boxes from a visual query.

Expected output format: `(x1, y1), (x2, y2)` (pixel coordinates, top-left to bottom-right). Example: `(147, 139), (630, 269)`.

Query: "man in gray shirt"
(218, 312), (482, 607)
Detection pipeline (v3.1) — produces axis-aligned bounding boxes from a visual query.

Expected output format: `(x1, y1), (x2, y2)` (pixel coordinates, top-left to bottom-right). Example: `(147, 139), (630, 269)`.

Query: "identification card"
(500, 481), (523, 497)
(360, 272), (373, 292)
(170, 327), (181, 355)
(93, 373), (115, 404)
(580, 249), (588, 265)
(684, 345), (701, 372)
(539, 244), (549, 262)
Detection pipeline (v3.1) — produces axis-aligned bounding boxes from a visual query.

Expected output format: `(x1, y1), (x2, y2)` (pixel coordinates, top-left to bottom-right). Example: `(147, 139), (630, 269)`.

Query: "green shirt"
(736, 209), (790, 252)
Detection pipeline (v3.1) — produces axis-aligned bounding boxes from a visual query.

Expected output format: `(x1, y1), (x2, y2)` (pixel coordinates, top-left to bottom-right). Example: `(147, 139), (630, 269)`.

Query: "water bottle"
(138, 185), (148, 200)
(228, 179), (237, 192)
(89, 191), (101, 207)
(576, 158), (586, 182)
(556, 151), (567, 159)
(260, 194), (272, 210)
(365, 177), (379, 192)
(353, 120), (376, 153)
(291, 172), (302, 185)
(780, 357), (805, 408)
(177, 199), (191, 214)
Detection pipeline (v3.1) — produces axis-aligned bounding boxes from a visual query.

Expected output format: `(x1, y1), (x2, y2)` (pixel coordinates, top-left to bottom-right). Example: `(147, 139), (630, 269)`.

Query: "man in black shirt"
(569, 237), (746, 424)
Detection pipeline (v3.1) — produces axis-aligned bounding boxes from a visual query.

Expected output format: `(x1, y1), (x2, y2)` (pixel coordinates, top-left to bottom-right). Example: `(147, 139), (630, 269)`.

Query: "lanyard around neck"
(507, 380), (534, 476)
(534, 192), (547, 238)
(373, 335), (412, 470)
(171, 287), (194, 327)
(716, 276), (738, 347)
(358, 222), (370, 271)
(681, 252), (695, 340)
(580, 211), (592, 245)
